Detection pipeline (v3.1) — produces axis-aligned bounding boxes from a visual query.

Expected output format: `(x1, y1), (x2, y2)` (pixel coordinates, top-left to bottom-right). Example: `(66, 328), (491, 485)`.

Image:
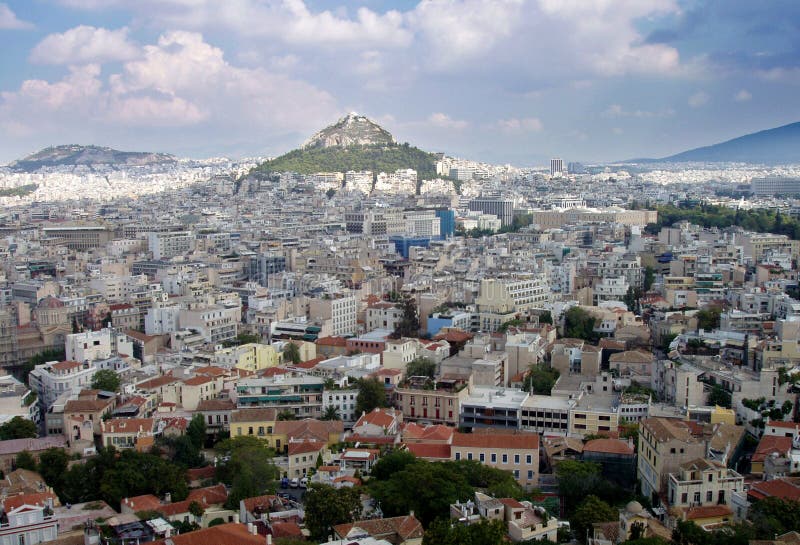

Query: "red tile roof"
(186, 484), (227, 506)
(316, 336), (347, 346)
(767, 420), (800, 430)
(287, 440), (327, 456)
(753, 435), (792, 463)
(685, 505), (732, 520)
(405, 443), (451, 459)
(3, 492), (58, 512)
(271, 521), (303, 538)
(150, 523), (265, 545)
(583, 438), (634, 455)
(123, 494), (161, 512)
(183, 376), (213, 387)
(102, 418), (154, 434)
(748, 479), (800, 502)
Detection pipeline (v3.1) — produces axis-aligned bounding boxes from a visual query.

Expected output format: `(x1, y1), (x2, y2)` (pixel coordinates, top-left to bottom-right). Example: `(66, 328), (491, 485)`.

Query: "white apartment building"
(144, 304), (181, 335)
(593, 276), (630, 305)
(0, 374), (38, 424)
(652, 359), (705, 409)
(366, 302), (403, 331)
(322, 389), (359, 428)
(29, 360), (96, 408)
(148, 231), (196, 260)
(403, 209), (441, 238)
(179, 306), (238, 344)
(66, 328), (133, 363)
(88, 274), (148, 303)
(309, 295), (357, 337)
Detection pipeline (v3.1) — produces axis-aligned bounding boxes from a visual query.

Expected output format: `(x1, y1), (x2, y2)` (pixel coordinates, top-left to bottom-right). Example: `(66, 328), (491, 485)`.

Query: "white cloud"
(688, 91), (709, 108)
(428, 112), (468, 129)
(0, 3), (32, 29)
(734, 89), (752, 102)
(30, 26), (140, 65)
(2, 31), (337, 135)
(602, 104), (675, 118)
(495, 117), (543, 132)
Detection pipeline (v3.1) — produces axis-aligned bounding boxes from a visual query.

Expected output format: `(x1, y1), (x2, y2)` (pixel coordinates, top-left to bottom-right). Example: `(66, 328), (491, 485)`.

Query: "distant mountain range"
(9, 145), (176, 172)
(629, 121), (800, 164)
(252, 113), (442, 180)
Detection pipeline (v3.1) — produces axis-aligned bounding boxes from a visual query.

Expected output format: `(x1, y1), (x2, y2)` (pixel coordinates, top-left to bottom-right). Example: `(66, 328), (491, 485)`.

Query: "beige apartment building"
(451, 431), (540, 490)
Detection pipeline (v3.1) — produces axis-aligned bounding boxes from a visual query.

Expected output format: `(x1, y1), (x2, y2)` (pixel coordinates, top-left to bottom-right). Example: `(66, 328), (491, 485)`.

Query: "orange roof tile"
(452, 431), (539, 450)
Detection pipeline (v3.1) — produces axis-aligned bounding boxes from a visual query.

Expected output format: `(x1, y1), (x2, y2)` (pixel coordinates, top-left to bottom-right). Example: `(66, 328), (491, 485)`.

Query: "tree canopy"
(406, 357), (436, 379)
(523, 365), (560, 395)
(563, 307), (599, 342)
(0, 416), (37, 440)
(571, 495), (618, 543)
(392, 294), (420, 338)
(355, 377), (388, 415)
(214, 436), (279, 508)
(303, 484), (363, 541)
(91, 369), (121, 392)
(423, 518), (506, 545)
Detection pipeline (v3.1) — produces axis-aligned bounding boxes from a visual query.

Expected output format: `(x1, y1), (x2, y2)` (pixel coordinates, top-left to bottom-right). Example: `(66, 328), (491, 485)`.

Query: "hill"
(252, 114), (441, 180)
(303, 113), (395, 149)
(632, 121), (800, 164)
(9, 145), (176, 172)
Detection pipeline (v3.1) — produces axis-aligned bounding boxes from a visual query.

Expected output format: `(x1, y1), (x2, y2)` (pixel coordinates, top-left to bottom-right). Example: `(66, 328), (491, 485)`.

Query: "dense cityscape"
(2, 2), (800, 545)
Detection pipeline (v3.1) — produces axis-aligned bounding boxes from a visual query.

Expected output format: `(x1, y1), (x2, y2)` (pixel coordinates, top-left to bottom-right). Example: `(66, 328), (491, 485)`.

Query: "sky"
(1, 0), (799, 166)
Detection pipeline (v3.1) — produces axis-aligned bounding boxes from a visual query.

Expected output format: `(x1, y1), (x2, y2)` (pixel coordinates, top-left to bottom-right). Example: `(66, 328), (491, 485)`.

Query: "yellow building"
(214, 343), (283, 373)
(230, 408), (279, 448)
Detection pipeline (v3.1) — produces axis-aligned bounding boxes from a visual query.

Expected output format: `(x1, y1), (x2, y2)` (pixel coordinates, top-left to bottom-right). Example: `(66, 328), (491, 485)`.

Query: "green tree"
(556, 461), (625, 515)
(696, 307), (721, 331)
(325, 188), (336, 199)
(707, 385), (731, 408)
(277, 410), (297, 421)
(392, 294), (420, 338)
(303, 484), (362, 541)
(643, 266), (655, 291)
(369, 459), (474, 525)
(187, 413), (207, 450)
(14, 450), (37, 471)
(0, 416), (38, 440)
(563, 307), (598, 342)
(355, 378), (387, 415)
(188, 500), (204, 519)
(538, 311), (553, 324)
(91, 369), (121, 392)
(423, 518), (506, 545)
(37, 448), (70, 493)
(215, 436), (278, 508)
(749, 497), (800, 538)
(321, 405), (341, 421)
(283, 342), (302, 365)
(523, 365), (560, 395)
(571, 495), (618, 543)
(406, 357), (436, 378)
(369, 450), (417, 481)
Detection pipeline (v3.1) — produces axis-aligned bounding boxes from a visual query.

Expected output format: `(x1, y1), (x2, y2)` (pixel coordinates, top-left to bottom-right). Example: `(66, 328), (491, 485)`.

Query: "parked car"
(289, 478), (299, 488)
(300, 477), (308, 488)
(280, 477), (289, 489)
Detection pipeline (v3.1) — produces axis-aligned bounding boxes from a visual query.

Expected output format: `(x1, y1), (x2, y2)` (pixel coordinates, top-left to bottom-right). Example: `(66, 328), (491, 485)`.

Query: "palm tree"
(321, 405), (340, 421)
(277, 410), (296, 421)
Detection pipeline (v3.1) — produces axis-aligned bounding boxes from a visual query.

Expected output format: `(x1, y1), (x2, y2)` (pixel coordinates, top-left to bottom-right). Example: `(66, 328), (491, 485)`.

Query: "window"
(479, 453), (485, 462)
(670, 448), (676, 454)
(526, 454), (532, 464)
(528, 470), (534, 479)
(502, 454), (508, 464)
(248, 426), (253, 435)
(706, 491), (713, 502)
(491, 453), (497, 463)
(514, 454), (520, 464)
(694, 492), (701, 503)
(467, 452), (473, 461)
(455, 452), (461, 461)
(707, 474), (713, 482)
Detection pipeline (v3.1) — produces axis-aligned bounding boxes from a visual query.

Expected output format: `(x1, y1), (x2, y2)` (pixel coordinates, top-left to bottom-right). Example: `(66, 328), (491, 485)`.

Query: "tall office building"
(468, 198), (514, 227)
(550, 158), (565, 177)
(750, 176), (800, 196)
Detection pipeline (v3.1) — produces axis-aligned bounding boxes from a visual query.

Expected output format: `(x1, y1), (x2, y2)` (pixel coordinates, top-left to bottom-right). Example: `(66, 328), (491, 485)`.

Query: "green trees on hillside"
(252, 144), (440, 182)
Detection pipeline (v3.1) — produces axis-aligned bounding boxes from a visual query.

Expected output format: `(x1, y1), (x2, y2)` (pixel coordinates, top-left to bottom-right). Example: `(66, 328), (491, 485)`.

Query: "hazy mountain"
(253, 114), (441, 180)
(630, 121), (800, 164)
(9, 145), (176, 172)
(302, 113), (395, 150)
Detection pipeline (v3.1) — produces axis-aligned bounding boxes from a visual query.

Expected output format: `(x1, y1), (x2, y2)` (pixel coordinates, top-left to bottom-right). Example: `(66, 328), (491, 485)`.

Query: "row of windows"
(454, 452), (534, 465)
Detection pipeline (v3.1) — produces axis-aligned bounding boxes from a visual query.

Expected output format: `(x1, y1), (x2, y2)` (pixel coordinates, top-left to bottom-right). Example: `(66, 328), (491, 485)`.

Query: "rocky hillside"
(9, 145), (176, 171)
(302, 113), (395, 150)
